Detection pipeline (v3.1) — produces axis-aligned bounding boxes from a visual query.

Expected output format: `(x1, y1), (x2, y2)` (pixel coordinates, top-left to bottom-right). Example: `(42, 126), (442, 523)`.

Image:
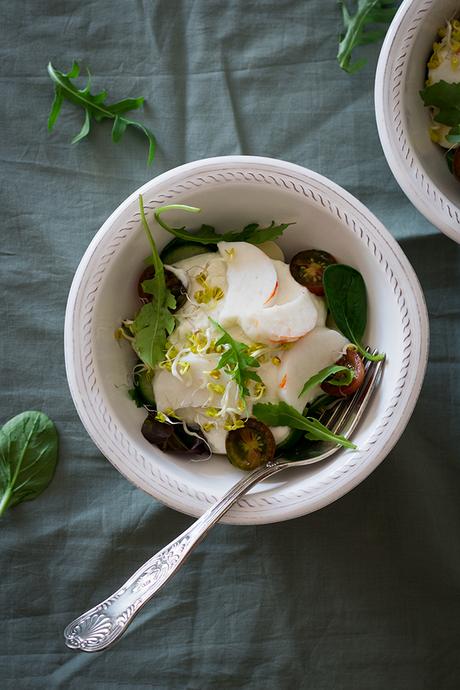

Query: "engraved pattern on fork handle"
(64, 461), (286, 652)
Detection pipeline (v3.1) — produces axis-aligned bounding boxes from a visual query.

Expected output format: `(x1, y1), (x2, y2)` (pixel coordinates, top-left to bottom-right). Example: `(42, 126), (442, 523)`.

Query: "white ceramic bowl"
(64, 155), (429, 525)
(375, 0), (460, 243)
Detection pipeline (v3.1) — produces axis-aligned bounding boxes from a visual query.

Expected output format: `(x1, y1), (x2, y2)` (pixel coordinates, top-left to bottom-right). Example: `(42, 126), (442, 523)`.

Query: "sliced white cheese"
(277, 327), (349, 411)
(154, 352), (219, 410)
(152, 246), (348, 454)
(241, 260), (319, 343)
(217, 241), (278, 326)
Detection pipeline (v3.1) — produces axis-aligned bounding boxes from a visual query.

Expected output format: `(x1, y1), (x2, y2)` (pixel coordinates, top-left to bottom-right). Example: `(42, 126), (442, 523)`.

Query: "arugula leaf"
(323, 264), (385, 362)
(0, 411), (59, 516)
(420, 80), (460, 143)
(298, 364), (354, 398)
(338, 1), (398, 74)
(131, 196), (176, 370)
(210, 319), (262, 398)
(252, 401), (356, 449)
(154, 204), (293, 245)
(420, 80), (460, 121)
(47, 61), (156, 164)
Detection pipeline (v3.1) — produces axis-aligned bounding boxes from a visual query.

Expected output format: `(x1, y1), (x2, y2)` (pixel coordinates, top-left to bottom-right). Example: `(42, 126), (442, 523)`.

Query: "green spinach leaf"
(253, 401), (355, 449)
(323, 264), (384, 362)
(0, 411), (59, 516)
(154, 204), (293, 245)
(420, 80), (460, 143)
(47, 61), (156, 164)
(131, 196), (176, 370)
(338, 1), (398, 74)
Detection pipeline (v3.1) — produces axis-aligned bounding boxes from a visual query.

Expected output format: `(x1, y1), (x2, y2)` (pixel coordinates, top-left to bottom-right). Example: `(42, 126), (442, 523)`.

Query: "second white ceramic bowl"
(64, 156), (429, 524)
(375, 0), (460, 243)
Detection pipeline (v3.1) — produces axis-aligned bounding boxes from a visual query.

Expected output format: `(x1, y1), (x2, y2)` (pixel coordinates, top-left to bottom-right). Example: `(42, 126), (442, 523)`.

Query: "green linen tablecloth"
(1, 1), (460, 688)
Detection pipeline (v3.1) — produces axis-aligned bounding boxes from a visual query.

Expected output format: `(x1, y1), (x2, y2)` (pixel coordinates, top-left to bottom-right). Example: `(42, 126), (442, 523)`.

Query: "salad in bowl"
(375, 0), (460, 242)
(118, 198), (382, 471)
(64, 155), (428, 524)
(420, 17), (460, 177)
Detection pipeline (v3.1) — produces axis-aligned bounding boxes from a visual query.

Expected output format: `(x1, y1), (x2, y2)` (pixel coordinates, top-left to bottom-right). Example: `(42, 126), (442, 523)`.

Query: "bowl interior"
(403, 0), (460, 206)
(90, 177), (406, 503)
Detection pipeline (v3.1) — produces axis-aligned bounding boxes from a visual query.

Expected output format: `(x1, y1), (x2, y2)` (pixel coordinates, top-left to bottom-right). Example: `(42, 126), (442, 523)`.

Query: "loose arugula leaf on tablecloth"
(298, 364), (354, 398)
(131, 196), (176, 370)
(323, 264), (385, 362)
(154, 204), (293, 245)
(253, 401), (355, 449)
(420, 80), (460, 143)
(46, 61), (156, 164)
(210, 319), (262, 398)
(0, 411), (59, 516)
(338, 1), (399, 74)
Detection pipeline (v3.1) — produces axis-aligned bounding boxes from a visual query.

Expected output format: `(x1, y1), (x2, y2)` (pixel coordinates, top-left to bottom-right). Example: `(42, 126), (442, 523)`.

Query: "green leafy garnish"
(338, 1), (398, 74)
(420, 80), (460, 143)
(154, 204), (293, 245)
(210, 319), (262, 398)
(298, 364), (354, 398)
(47, 61), (156, 164)
(323, 264), (385, 362)
(131, 196), (176, 370)
(0, 411), (59, 516)
(252, 401), (356, 449)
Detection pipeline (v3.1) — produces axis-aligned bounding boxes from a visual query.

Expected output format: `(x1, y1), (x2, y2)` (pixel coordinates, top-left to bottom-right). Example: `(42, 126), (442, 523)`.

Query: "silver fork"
(64, 354), (384, 652)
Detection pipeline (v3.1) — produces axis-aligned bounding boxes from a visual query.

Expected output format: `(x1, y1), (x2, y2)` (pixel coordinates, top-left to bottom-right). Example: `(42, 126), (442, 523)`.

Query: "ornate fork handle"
(65, 357), (382, 652)
(64, 460), (286, 652)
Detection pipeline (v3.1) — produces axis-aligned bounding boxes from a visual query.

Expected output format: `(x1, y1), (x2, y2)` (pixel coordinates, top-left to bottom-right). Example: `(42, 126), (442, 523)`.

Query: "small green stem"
(139, 195), (164, 278)
(357, 344), (386, 362)
(154, 204), (201, 234)
(0, 487), (12, 517)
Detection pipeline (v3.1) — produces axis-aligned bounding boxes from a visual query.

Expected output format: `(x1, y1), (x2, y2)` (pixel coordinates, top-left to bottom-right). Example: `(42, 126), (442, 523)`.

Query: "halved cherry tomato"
(289, 249), (337, 296)
(321, 346), (365, 397)
(226, 418), (275, 471)
(137, 265), (186, 312)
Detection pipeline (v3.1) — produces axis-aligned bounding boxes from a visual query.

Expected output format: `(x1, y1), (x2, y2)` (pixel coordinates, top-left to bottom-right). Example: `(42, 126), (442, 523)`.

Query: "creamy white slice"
(152, 242), (349, 453)
(240, 260), (321, 343)
(278, 327), (348, 411)
(216, 241), (279, 327)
